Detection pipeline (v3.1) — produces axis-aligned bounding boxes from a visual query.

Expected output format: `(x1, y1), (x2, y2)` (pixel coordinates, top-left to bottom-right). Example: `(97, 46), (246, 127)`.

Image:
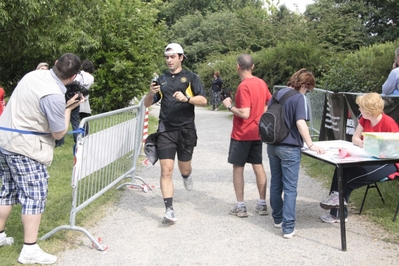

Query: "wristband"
(309, 144), (314, 149)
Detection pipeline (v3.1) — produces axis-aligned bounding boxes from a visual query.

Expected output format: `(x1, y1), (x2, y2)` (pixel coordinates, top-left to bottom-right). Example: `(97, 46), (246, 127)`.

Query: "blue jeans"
(267, 144), (301, 234)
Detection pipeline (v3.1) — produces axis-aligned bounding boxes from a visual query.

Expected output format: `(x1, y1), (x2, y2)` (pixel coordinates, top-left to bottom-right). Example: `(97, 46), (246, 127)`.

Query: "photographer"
(0, 53), (83, 264)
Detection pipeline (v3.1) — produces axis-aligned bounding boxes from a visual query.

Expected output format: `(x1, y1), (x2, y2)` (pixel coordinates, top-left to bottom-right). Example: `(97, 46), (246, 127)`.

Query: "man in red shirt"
(223, 54), (272, 217)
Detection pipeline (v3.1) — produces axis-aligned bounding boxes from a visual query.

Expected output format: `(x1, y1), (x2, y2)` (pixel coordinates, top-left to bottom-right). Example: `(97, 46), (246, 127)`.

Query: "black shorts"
(228, 139), (263, 166)
(157, 129), (197, 162)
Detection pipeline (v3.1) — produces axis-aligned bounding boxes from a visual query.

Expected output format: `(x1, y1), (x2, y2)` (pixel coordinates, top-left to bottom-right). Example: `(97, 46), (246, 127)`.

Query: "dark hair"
(287, 68), (315, 91)
(237, 54), (253, 71)
(53, 53), (81, 80)
(81, 59), (95, 73)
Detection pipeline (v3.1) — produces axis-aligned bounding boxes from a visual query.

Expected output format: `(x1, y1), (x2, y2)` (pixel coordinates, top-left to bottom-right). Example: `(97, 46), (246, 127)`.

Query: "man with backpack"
(222, 54), (272, 218)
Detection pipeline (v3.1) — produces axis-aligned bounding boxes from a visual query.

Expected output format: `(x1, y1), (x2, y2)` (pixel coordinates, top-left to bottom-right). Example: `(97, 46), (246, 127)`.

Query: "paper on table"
(303, 140), (375, 163)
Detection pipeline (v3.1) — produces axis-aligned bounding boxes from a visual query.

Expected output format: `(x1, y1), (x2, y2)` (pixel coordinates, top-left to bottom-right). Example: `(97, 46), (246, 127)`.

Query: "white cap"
(36, 62), (49, 70)
(164, 43), (186, 58)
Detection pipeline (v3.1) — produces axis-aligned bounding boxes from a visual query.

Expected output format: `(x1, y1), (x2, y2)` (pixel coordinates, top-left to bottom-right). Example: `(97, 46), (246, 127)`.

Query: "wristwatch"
(227, 105), (234, 111)
(186, 96), (190, 103)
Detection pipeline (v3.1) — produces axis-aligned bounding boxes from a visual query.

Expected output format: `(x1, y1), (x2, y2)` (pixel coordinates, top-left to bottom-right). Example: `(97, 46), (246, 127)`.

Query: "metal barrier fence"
(40, 100), (149, 250)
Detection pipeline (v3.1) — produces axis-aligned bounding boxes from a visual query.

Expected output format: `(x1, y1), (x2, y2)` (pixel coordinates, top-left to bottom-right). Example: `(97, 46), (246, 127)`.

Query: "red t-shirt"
(359, 113), (399, 135)
(360, 113), (399, 178)
(231, 77), (271, 140)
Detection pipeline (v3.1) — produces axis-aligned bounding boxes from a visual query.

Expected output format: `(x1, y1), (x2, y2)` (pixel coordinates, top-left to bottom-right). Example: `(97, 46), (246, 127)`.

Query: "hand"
(66, 93), (84, 109)
(150, 82), (160, 95)
(309, 144), (325, 154)
(173, 91), (188, 102)
(222, 97), (232, 108)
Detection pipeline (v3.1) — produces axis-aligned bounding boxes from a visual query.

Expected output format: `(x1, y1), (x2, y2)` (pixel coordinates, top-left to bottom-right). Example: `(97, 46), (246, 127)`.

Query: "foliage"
(351, 0), (399, 42)
(159, 0), (264, 26)
(0, 0), (166, 113)
(196, 52), (242, 94)
(307, 0), (399, 44)
(254, 41), (329, 89)
(305, 0), (369, 51)
(319, 40), (399, 92)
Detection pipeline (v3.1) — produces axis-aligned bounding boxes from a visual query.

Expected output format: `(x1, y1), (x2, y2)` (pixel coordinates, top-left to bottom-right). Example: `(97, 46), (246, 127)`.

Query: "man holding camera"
(144, 43), (207, 224)
(0, 53), (83, 264)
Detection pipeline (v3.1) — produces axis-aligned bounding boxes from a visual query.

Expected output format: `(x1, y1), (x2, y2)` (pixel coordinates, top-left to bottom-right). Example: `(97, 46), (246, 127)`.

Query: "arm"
(382, 69), (399, 95)
(297, 119), (325, 154)
(351, 123), (364, 147)
(51, 94), (83, 140)
(144, 82), (159, 108)
(222, 97), (250, 119)
(172, 91), (207, 106)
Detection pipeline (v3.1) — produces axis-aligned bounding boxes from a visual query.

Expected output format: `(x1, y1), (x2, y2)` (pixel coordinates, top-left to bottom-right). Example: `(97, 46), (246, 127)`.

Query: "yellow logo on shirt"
(180, 77), (187, 83)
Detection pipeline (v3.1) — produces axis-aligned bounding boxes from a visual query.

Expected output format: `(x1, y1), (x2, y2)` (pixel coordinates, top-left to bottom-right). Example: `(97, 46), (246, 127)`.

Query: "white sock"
(258, 199), (266, 205)
(237, 201), (245, 207)
(23, 243), (38, 251)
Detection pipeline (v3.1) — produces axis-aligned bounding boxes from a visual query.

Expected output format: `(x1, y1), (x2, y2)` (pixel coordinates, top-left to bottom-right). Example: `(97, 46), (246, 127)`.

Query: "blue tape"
(0, 126), (86, 136)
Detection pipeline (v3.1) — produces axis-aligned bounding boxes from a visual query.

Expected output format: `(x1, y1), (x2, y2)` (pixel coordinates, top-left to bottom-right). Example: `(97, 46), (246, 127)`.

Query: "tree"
(159, 0), (264, 26)
(0, 0), (166, 113)
(305, 0), (369, 51)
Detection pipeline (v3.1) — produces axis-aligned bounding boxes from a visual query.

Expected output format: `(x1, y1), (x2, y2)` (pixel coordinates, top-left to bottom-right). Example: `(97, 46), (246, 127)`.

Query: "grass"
(0, 133), (124, 265)
(301, 155), (399, 243)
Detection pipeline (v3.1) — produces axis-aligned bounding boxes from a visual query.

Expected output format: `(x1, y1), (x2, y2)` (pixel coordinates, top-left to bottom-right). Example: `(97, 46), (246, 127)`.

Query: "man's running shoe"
(162, 207), (177, 224)
(183, 176), (193, 191)
(254, 203), (269, 215)
(229, 204), (248, 217)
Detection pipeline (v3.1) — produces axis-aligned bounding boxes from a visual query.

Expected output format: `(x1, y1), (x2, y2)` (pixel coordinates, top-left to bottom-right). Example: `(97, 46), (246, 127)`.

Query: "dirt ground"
(55, 105), (399, 266)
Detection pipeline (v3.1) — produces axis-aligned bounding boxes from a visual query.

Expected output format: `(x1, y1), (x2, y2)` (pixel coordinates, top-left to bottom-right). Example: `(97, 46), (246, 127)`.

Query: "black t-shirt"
(153, 70), (205, 130)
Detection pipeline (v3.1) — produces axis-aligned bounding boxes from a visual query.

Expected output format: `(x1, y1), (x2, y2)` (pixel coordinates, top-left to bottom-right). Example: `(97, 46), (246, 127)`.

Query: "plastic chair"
(358, 177), (399, 222)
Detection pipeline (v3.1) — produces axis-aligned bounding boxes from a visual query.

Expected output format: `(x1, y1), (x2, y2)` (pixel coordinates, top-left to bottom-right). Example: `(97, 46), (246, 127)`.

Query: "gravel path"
(55, 105), (399, 265)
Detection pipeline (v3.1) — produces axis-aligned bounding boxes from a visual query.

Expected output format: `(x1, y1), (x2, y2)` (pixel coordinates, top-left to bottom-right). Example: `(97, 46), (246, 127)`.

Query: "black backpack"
(259, 89), (299, 144)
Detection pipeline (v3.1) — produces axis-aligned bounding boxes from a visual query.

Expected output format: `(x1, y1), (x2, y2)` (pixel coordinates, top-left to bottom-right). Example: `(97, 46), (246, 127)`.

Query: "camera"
(65, 81), (89, 102)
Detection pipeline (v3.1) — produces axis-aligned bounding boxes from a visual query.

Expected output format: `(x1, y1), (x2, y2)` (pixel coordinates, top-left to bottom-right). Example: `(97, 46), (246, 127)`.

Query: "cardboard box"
(362, 132), (399, 158)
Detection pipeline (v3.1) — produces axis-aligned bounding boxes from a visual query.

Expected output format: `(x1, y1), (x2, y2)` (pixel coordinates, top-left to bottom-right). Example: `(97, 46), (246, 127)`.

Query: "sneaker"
(183, 176), (193, 191)
(18, 244), (57, 264)
(320, 214), (348, 223)
(162, 207), (177, 224)
(320, 191), (348, 210)
(254, 203), (269, 215)
(229, 204), (248, 217)
(283, 229), (297, 239)
(273, 222), (282, 228)
(0, 233), (14, 246)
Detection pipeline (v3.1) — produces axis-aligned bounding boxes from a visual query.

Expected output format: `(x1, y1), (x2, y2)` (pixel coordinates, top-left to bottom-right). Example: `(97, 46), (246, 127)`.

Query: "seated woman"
(320, 92), (399, 223)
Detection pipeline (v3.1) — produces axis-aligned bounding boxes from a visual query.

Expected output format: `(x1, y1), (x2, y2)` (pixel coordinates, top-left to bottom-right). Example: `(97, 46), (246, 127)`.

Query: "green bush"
(319, 40), (399, 93)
